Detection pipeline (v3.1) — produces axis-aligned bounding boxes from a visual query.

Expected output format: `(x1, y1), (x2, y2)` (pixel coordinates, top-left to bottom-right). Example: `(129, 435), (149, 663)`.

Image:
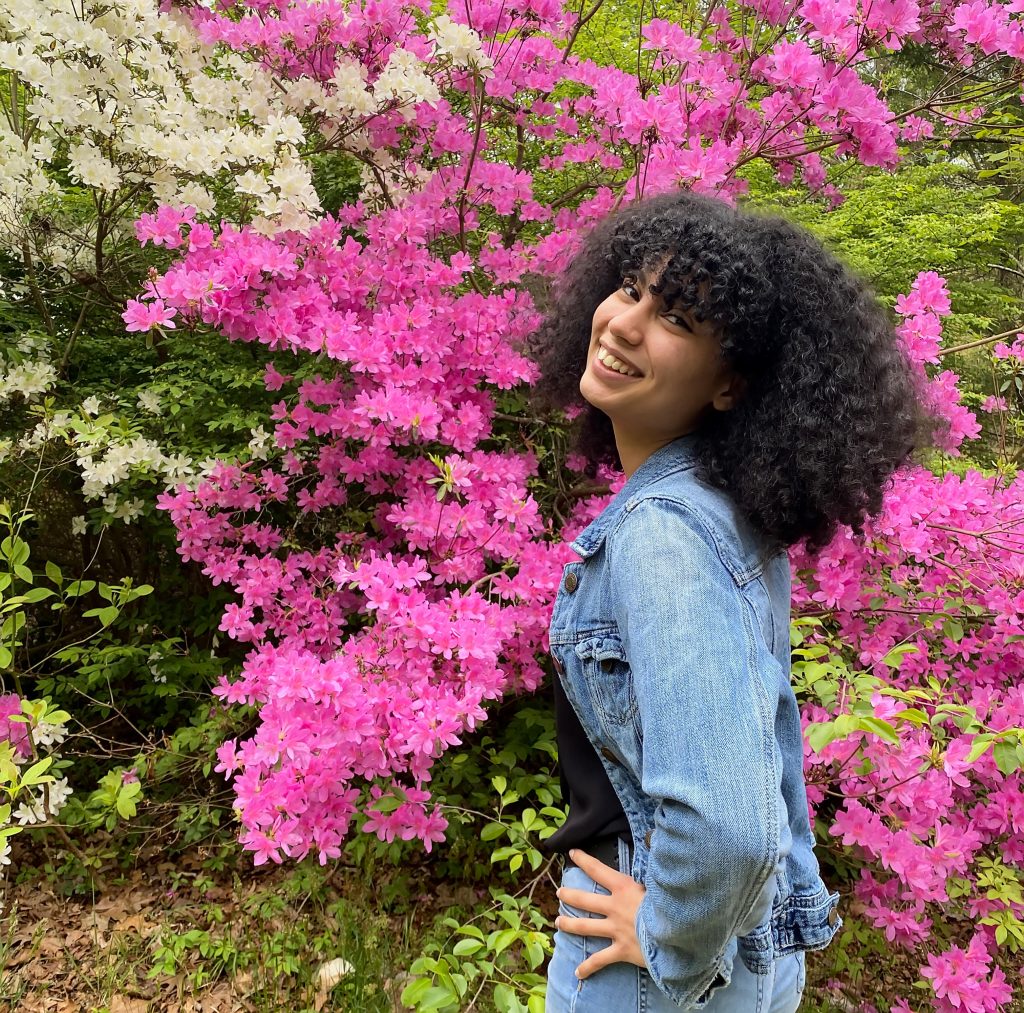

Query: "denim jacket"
(548, 432), (841, 1009)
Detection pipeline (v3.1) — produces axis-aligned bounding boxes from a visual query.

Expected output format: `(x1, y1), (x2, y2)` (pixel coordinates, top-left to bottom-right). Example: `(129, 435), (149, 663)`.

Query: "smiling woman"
(580, 263), (747, 479)
(528, 189), (945, 554)
(524, 190), (947, 1013)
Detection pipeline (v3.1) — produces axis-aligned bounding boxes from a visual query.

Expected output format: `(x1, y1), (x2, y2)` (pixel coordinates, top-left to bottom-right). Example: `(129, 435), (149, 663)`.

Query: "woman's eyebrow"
(625, 269), (700, 323)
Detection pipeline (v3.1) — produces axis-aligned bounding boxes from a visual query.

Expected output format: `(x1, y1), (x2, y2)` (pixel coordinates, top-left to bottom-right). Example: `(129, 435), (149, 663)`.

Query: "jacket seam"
(613, 492), (767, 585)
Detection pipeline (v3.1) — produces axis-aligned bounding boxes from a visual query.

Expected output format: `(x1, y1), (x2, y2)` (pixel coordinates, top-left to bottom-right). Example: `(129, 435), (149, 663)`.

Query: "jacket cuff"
(635, 905), (733, 1009)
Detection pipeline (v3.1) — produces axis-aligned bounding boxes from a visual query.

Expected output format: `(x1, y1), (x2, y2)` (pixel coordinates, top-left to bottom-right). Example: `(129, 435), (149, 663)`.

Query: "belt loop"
(617, 835), (632, 875)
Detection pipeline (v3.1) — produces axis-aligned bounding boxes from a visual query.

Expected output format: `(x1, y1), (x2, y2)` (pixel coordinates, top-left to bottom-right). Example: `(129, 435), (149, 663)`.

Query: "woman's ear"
(712, 371), (748, 412)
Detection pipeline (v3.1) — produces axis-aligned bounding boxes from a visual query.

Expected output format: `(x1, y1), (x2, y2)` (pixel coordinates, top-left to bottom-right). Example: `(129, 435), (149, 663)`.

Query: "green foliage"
(0, 503), (158, 878)
(749, 162), (1024, 467)
(142, 864), (411, 1010)
(402, 893), (551, 1013)
(394, 701), (563, 1012)
(759, 163), (1024, 319)
(973, 857), (1024, 951)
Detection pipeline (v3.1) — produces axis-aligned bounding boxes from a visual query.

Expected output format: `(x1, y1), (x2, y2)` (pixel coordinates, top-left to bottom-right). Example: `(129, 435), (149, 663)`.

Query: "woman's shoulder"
(610, 469), (785, 586)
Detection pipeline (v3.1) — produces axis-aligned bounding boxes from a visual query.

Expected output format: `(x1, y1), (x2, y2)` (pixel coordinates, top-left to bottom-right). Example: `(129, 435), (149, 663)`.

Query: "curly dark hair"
(525, 189), (947, 556)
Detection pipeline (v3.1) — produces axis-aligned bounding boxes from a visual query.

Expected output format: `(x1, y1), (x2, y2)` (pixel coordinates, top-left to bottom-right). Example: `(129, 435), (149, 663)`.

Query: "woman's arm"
(610, 496), (781, 1008)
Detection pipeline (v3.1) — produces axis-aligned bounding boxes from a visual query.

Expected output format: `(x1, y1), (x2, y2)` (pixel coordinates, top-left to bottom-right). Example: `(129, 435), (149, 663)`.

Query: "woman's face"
(579, 264), (744, 448)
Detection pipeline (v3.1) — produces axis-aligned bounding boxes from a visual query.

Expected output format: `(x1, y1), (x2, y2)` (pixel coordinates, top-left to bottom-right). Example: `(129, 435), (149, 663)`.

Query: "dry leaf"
(317, 956), (354, 989)
(108, 998), (148, 1013)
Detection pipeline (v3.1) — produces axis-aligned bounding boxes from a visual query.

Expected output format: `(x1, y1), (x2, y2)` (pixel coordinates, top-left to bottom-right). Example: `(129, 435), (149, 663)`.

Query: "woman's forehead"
(626, 257), (710, 310)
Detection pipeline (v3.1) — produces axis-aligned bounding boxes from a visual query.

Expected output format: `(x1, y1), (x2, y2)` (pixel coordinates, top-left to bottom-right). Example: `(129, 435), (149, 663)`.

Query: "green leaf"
(452, 938), (482, 957)
(880, 644), (920, 669)
(524, 936), (545, 969)
(805, 721), (839, 753)
(371, 794), (404, 814)
(20, 756), (54, 787)
(64, 580), (97, 597)
(400, 977), (434, 1007)
(857, 716), (900, 745)
(480, 822), (506, 841)
(493, 983), (516, 1013)
(419, 985), (458, 1010)
(967, 735), (994, 764)
(83, 605), (120, 627)
(490, 929), (517, 956)
(20, 587), (54, 604)
(993, 740), (1021, 776)
(44, 561), (63, 587)
(116, 789), (139, 820)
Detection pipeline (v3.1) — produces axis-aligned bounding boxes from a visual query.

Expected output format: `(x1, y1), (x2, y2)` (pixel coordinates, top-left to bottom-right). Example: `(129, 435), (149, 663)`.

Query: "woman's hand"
(555, 848), (648, 980)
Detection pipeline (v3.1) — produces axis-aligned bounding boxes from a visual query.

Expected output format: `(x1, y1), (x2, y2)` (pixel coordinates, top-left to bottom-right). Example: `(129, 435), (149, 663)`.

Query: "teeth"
(597, 346), (639, 376)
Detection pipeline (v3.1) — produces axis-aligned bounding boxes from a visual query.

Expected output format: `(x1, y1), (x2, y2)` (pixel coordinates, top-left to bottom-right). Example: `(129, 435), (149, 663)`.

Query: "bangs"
(607, 215), (745, 334)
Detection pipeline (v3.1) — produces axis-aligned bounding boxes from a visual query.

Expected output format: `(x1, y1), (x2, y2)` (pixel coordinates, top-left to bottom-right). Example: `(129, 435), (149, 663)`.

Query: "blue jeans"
(545, 841), (806, 1012)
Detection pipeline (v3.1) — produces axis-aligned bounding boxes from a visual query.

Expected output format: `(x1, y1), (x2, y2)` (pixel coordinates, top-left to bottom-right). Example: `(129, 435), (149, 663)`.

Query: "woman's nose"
(607, 305), (645, 345)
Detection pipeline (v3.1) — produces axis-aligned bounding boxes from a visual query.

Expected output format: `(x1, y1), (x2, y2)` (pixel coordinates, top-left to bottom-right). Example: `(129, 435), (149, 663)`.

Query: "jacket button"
(644, 828), (653, 848)
(599, 746), (619, 764)
(563, 571), (578, 592)
(828, 904), (840, 927)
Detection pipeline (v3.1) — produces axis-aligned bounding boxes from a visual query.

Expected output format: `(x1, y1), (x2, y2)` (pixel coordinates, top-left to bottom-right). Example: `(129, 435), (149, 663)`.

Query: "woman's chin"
(579, 369), (613, 408)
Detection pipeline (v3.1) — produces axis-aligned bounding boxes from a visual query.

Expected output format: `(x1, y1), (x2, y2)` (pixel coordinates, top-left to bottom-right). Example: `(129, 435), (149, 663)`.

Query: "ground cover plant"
(1, 0), (1024, 1010)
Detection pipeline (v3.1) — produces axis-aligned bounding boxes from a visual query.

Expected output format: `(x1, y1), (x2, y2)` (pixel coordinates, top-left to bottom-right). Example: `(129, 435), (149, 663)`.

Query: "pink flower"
(122, 299), (177, 333)
(0, 694), (30, 758)
(134, 205), (196, 249)
(992, 334), (1024, 360)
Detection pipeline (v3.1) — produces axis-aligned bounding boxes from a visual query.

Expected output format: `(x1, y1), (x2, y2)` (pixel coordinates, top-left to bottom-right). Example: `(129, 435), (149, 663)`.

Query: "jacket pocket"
(575, 635), (641, 733)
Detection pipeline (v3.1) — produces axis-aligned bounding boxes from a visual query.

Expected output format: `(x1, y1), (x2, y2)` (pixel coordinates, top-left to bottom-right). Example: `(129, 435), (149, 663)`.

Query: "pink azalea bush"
(794, 272), (1024, 1011)
(137, 0), (1024, 1006)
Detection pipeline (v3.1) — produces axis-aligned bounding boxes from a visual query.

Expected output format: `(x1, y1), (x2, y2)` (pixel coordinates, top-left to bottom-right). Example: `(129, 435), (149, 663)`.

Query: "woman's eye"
(664, 312), (690, 330)
(620, 282), (640, 300)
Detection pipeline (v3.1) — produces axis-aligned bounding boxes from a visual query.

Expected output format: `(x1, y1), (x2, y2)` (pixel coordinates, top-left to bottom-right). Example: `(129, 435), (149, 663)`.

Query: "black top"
(542, 675), (630, 853)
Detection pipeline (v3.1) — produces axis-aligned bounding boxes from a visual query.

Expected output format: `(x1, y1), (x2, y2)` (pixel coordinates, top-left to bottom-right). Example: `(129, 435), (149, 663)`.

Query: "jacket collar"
(570, 431), (702, 560)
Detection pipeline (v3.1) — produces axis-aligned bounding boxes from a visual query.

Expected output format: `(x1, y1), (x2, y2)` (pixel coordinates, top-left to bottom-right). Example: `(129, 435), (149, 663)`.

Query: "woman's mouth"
(595, 344), (643, 379)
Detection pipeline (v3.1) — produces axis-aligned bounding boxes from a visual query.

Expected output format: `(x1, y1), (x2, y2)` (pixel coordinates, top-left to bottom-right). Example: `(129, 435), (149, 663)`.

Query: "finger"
(568, 848), (626, 888)
(575, 944), (622, 981)
(565, 848), (626, 889)
(557, 887), (613, 916)
(556, 914), (614, 938)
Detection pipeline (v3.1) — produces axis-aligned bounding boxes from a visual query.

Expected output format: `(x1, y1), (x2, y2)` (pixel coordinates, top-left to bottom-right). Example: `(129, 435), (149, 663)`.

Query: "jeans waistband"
(566, 833), (631, 872)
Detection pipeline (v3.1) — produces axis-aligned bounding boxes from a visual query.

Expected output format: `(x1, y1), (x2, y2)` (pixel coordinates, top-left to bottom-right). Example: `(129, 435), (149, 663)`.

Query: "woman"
(527, 190), (943, 1012)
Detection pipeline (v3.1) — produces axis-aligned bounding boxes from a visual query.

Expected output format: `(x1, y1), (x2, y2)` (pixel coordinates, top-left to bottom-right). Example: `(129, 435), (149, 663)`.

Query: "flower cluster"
(0, 694), (73, 872)
(0, 333), (57, 404)
(788, 272), (1024, 1010)
(0, 0), (318, 271)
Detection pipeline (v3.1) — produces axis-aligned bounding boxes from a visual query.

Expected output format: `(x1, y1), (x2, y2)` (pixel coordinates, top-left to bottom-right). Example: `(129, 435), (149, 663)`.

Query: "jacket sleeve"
(608, 496), (781, 1008)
